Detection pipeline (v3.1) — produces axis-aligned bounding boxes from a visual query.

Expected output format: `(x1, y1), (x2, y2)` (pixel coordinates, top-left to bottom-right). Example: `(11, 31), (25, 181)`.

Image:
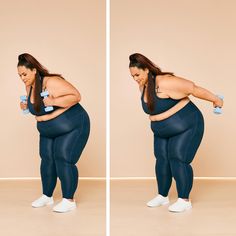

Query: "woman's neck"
(31, 81), (36, 89)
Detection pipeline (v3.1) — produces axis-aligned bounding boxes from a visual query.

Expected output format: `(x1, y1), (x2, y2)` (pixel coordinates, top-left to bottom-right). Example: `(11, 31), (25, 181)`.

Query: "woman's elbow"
(74, 92), (81, 103)
(189, 83), (198, 96)
(77, 93), (81, 102)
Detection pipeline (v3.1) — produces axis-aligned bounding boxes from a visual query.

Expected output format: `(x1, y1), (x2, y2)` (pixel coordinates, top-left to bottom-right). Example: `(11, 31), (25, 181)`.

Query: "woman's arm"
(42, 76), (81, 108)
(163, 76), (223, 107)
(36, 76), (82, 122)
(191, 85), (220, 104)
(51, 94), (79, 108)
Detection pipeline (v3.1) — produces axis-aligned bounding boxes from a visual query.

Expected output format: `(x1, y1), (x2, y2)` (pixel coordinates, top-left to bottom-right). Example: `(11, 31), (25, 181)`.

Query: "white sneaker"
(146, 194), (170, 207)
(53, 198), (76, 213)
(168, 198), (192, 212)
(31, 194), (54, 208)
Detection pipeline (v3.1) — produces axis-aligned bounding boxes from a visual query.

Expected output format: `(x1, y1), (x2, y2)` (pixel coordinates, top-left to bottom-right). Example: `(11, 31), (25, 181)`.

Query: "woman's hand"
(20, 100), (28, 110)
(213, 96), (224, 108)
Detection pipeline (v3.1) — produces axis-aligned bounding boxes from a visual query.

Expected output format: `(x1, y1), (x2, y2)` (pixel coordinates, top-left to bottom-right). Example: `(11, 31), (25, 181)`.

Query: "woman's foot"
(168, 198), (192, 212)
(53, 198), (76, 213)
(146, 194), (169, 207)
(31, 194), (54, 208)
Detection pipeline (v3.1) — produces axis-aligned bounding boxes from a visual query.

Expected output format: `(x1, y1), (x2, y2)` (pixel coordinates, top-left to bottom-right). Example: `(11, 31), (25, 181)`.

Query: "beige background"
(0, 0), (105, 177)
(111, 0), (235, 177)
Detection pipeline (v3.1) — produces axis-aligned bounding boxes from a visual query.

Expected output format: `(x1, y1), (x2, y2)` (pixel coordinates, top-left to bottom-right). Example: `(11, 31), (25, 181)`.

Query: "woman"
(129, 53), (223, 213)
(18, 53), (90, 213)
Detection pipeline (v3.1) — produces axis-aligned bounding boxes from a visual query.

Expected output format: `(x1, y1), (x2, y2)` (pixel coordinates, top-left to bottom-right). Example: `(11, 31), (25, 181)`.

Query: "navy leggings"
(151, 101), (204, 199)
(36, 103), (90, 199)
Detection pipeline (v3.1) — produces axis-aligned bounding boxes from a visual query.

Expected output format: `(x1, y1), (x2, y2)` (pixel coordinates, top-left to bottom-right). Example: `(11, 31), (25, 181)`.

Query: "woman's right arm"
(20, 86), (30, 110)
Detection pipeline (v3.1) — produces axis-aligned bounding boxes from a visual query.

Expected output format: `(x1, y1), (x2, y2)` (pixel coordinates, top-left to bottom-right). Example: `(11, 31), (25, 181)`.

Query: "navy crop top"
(27, 76), (60, 116)
(141, 79), (181, 115)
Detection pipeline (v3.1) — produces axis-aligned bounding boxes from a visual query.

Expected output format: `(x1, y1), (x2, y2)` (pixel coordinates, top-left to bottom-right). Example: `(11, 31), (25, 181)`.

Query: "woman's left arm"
(35, 77), (81, 122)
(165, 76), (223, 108)
(51, 94), (79, 108)
(43, 76), (81, 108)
(191, 84), (223, 107)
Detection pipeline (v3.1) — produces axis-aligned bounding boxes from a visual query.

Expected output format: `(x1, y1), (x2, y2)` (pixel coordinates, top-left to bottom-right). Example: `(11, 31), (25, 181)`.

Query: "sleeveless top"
(141, 78), (181, 115)
(27, 76), (60, 116)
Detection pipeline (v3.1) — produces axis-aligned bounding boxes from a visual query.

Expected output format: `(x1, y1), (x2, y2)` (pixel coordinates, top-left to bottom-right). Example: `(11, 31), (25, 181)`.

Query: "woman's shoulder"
(156, 74), (195, 93)
(156, 74), (190, 85)
(43, 75), (64, 87)
(44, 75), (64, 82)
(156, 74), (175, 87)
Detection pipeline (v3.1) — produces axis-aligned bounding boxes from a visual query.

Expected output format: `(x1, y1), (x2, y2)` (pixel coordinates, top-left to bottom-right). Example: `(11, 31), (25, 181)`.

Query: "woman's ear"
(33, 68), (37, 75)
(144, 68), (149, 74)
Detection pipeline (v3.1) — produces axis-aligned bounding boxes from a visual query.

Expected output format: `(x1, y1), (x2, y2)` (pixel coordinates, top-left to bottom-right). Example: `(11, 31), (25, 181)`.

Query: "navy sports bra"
(27, 76), (60, 116)
(141, 78), (181, 115)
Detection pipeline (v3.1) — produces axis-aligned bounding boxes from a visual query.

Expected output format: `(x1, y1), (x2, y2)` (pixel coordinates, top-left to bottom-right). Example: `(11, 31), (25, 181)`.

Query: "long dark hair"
(17, 53), (65, 113)
(129, 53), (175, 112)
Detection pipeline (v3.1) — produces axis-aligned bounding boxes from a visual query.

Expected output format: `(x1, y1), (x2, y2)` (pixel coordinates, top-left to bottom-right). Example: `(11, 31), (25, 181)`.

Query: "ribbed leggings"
(151, 101), (204, 198)
(36, 103), (90, 199)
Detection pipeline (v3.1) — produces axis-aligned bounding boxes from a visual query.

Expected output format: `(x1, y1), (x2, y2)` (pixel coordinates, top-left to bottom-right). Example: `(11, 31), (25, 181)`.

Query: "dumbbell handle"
(40, 90), (54, 112)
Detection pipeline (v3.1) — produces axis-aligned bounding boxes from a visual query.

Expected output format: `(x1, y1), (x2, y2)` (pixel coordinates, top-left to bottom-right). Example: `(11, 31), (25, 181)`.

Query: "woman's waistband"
(175, 100), (201, 118)
(37, 103), (87, 125)
(152, 100), (202, 124)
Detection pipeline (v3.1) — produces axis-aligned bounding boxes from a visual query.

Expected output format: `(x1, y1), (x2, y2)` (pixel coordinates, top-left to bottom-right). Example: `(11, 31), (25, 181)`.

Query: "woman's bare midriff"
(152, 97), (191, 121)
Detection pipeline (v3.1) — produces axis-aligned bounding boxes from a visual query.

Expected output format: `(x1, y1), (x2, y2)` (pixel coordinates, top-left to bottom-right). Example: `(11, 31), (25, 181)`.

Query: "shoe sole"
(147, 201), (170, 207)
(53, 206), (76, 213)
(168, 205), (192, 212)
(31, 201), (54, 208)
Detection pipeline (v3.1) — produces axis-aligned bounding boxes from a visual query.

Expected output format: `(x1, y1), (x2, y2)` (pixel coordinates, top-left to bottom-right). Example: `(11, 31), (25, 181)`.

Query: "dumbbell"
(20, 95), (29, 114)
(40, 90), (54, 112)
(213, 95), (224, 114)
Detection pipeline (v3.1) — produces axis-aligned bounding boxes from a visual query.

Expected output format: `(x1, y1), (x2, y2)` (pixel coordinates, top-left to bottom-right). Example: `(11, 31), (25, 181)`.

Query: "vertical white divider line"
(106, 0), (110, 235)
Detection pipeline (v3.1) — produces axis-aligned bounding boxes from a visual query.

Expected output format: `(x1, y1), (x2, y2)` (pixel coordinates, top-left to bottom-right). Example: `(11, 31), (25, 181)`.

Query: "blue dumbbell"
(213, 95), (224, 114)
(40, 90), (54, 112)
(20, 95), (29, 114)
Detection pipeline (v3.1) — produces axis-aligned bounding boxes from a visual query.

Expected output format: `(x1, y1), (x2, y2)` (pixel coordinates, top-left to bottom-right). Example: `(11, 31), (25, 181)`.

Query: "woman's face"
(129, 66), (149, 86)
(17, 66), (36, 87)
